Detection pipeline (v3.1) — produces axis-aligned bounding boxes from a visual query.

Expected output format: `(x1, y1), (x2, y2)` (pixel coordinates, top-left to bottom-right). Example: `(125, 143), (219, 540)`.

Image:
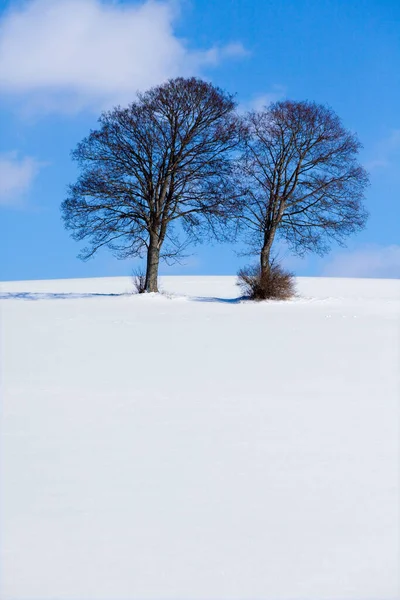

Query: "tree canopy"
(62, 77), (241, 292)
(237, 100), (369, 273)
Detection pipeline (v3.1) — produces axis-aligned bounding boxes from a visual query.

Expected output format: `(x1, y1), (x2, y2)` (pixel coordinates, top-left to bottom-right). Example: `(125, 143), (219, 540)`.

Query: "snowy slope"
(1, 276), (399, 600)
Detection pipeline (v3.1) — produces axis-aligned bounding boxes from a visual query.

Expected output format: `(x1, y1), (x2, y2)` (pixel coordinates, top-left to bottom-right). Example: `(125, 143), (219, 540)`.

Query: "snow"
(1, 275), (399, 600)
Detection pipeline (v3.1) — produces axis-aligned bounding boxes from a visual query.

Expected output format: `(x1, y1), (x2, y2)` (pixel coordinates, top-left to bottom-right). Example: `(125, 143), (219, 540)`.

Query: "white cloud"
(322, 245), (400, 279)
(0, 152), (41, 206)
(0, 0), (247, 114)
(240, 85), (286, 113)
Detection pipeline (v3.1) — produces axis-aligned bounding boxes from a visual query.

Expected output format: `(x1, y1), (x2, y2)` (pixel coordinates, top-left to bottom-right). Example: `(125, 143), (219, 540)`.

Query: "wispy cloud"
(365, 129), (400, 172)
(240, 85), (286, 113)
(0, 0), (247, 114)
(0, 152), (42, 207)
(322, 245), (400, 279)
(196, 42), (249, 66)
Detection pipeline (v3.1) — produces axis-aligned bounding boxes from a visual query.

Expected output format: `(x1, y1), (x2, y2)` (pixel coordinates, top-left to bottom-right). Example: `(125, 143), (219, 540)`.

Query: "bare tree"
(61, 77), (241, 292)
(237, 100), (369, 276)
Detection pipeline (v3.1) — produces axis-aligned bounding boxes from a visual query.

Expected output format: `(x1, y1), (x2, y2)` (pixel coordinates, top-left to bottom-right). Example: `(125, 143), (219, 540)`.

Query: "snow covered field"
(1, 275), (399, 600)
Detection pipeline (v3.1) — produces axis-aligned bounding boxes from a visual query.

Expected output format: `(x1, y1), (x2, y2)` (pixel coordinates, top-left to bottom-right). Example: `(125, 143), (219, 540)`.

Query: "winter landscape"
(1, 275), (399, 599)
(1, 0), (400, 598)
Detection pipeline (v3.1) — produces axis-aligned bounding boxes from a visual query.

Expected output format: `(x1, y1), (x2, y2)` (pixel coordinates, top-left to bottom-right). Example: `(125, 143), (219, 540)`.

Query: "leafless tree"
(237, 100), (369, 277)
(61, 77), (241, 292)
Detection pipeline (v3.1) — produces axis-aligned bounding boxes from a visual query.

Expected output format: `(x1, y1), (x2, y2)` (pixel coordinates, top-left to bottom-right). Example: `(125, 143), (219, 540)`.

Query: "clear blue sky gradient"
(1, 0), (399, 280)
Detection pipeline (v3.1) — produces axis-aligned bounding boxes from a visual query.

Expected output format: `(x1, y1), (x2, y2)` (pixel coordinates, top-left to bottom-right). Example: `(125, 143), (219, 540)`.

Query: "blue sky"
(0, 0), (399, 280)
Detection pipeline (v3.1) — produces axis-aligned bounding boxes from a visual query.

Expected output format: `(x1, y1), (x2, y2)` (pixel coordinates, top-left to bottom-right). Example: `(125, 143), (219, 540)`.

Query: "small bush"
(237, 262), (295, 301)
(132, 268), (146, 294)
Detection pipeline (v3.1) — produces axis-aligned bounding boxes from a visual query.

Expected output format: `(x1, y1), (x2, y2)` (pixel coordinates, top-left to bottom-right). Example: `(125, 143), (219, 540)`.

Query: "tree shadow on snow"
(190, 295), (244, 304)
(0, 291), (247, 303)
(0, 292), (129, 301)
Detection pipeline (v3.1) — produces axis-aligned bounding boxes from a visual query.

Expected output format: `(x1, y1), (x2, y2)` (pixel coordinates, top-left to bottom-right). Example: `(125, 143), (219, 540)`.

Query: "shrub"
(237, 262), (295, 300)
(132, 268), (147, 294)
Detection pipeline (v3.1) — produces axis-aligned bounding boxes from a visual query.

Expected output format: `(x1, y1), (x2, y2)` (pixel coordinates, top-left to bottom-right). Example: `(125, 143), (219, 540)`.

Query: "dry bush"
(237, 262), (295, 300)
(132, 268), (147, 294)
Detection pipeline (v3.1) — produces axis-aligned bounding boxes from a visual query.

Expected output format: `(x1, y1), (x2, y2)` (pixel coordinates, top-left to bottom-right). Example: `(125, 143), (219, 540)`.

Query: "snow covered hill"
(1, 276), (399, 599)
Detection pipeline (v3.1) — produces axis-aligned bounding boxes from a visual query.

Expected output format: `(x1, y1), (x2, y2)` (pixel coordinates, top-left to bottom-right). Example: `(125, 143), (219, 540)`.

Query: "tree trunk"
(145, 234), (160, 292)
(260, 229), (276, 278)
